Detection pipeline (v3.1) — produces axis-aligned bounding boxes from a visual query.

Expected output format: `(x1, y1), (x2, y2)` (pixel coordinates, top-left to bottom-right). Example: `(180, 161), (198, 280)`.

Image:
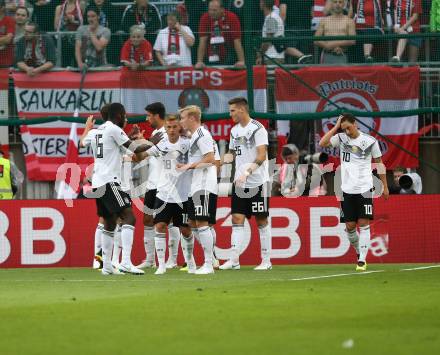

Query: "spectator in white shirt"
(154, 11), (194, 67)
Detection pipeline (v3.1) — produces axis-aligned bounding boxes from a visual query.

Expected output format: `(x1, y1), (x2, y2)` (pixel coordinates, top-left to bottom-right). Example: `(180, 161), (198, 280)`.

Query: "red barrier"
(0, 196), (439, 268)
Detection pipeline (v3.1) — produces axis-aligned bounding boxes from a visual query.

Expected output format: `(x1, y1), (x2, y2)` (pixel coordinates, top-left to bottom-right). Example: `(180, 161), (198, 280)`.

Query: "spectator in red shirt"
(195, 0), (245, 68)
(391, 0), (422, 63)
(354, 0), (384, 63)
(0, 0), (15, 67)
(120, 24), (153, 70)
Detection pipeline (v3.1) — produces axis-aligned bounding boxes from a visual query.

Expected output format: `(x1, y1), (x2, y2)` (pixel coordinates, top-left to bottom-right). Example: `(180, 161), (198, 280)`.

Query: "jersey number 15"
(95, 134), (104, 158)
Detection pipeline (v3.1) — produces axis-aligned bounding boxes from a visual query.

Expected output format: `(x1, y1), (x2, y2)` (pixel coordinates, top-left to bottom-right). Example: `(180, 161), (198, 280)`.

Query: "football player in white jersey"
(177, 105), (218, 275)
(319, 113), (389, 271)
(136, 114), (196, 274)
(220, 97), (272, 271)
(136, 102), (182, 270)
(81, 103), (160, 275)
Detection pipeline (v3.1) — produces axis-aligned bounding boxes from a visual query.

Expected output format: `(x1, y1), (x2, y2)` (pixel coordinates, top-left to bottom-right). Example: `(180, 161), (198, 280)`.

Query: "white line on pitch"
(400, 265), (440, 272)
(290, 270), (385, 281)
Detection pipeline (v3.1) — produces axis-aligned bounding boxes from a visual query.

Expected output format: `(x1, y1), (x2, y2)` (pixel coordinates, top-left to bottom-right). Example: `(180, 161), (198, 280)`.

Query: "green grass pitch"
(0, 264), (439, 355)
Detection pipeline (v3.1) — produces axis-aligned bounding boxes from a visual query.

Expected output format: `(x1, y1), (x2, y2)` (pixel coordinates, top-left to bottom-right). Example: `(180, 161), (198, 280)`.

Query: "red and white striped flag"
(56, 115), (82, 202)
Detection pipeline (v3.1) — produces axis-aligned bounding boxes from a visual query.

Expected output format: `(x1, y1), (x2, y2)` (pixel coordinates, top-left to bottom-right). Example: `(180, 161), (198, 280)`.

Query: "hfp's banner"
(275, 66), (420, 168)
(120, 66), (268, 140)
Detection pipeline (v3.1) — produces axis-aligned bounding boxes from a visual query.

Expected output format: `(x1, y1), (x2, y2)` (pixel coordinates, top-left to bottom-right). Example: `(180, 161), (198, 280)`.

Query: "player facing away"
(177, 105), (218, 275)
(82, 103), (160, 275)
(137, 102), (182, 270)
(136, 114), (195, 274)
(319, 113), (389, 271)
(220, 97), (272, 271)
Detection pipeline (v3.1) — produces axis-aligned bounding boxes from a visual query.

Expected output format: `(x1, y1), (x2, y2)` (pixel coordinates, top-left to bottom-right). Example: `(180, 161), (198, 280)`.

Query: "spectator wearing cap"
(13, 5), (28, 43)
(120, 0), (162, 46)
(154, 11), (194, 67)
(16, 21), (55, 75)
(0, 0), (15, 68)
(75, 6), (110, 69)
(120, 25), (153, 69)
(195, 0), (245, 68)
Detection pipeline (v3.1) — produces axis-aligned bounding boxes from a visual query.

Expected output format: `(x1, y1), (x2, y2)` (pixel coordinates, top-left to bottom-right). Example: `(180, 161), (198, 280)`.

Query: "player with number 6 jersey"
(220, 97), (272, 271)
(319, 113), (389, 272)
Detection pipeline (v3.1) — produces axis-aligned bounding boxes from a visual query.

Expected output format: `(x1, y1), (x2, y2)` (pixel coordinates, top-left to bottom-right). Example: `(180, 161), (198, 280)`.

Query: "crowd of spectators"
(0, 0), (438, 74)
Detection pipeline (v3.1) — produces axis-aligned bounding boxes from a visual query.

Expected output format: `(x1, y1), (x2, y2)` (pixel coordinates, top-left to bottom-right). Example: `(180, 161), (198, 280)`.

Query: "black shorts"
(144, 189), (157, 212)
(340, 192), (374, 223)
(153, 198), (188, 227)
(95, 198), (104, 217)
(231, 183), (270, 218)
(94, 182), (132, 219)
(188, 191), (216, 222)
(208, 194), (218, 225)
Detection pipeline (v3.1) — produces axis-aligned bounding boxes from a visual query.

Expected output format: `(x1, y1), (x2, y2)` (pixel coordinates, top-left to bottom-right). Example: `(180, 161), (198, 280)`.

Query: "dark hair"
(108, 103), (126, 120)
(145, 102), (166, 119)
(100, 103), (111, 121)
(262, 0), (275, 9)
(16, 5), (30, 17)
(228, 97), (249, 112)
(340, 113), (356, 124)
(26, 22), (40, 33)
(0, 0), (5, 9)
(281, 144), (299, 158)
(393, 166), (407, 174)
(85, 5), (100, 16)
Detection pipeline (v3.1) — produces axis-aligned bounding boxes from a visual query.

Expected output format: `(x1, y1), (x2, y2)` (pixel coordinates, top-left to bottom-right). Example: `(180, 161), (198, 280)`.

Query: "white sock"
(143, 226), (156, 263)
(101, 229), (114, 270)
(181, 234), (194, 266)
(346, 228), (360, 255)
(359, 225), (371, 263)
(210, 226), (217, 261)
(168, 225), (180, 263)
(198, 226), (213, 267)
(94, 223), (103, 255)
(155, 231), (166, 268)
(231, 224), (244, 264)
(193, 228), (201, 246)
(258, 224), (271, 263)
(121, 224), (135, 266)
(112, 225), (121, 266)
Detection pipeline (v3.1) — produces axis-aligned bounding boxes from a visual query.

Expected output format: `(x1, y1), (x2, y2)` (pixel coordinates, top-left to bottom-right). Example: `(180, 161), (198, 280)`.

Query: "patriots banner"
(275, 66), (420, 168)
(120, 66), (268, 140)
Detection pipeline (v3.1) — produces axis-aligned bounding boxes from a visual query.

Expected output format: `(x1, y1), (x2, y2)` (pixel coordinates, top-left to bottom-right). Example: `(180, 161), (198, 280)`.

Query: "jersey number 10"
(342, 152), (350, 162)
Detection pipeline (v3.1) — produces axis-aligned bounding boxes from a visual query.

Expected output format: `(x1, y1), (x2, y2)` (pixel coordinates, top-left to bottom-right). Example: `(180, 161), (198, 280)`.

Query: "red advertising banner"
(275, 66), (420, 168)
(1, 196), (439, 268)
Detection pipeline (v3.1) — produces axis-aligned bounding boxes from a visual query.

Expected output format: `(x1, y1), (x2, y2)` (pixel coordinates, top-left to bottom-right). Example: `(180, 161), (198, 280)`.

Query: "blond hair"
(165, 114), (179, 122)
(178, 105), (202, 122)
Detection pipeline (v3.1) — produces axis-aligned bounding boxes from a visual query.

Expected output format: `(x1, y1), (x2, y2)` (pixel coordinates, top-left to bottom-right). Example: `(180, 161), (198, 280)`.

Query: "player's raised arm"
(373, 157), (389, 200)
(319, 115), (342, 147)
(80, 115), (96, 148)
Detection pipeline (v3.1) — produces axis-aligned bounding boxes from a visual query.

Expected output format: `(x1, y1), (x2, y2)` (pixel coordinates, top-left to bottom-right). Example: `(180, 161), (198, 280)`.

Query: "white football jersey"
(148, 135), (191, 203)
(229, 119), (269, 188)
(82, 121), (130, 188)
(188, 126), (218, 196)
(331, 132), (382, 194)
(146, 126), (166, 190)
